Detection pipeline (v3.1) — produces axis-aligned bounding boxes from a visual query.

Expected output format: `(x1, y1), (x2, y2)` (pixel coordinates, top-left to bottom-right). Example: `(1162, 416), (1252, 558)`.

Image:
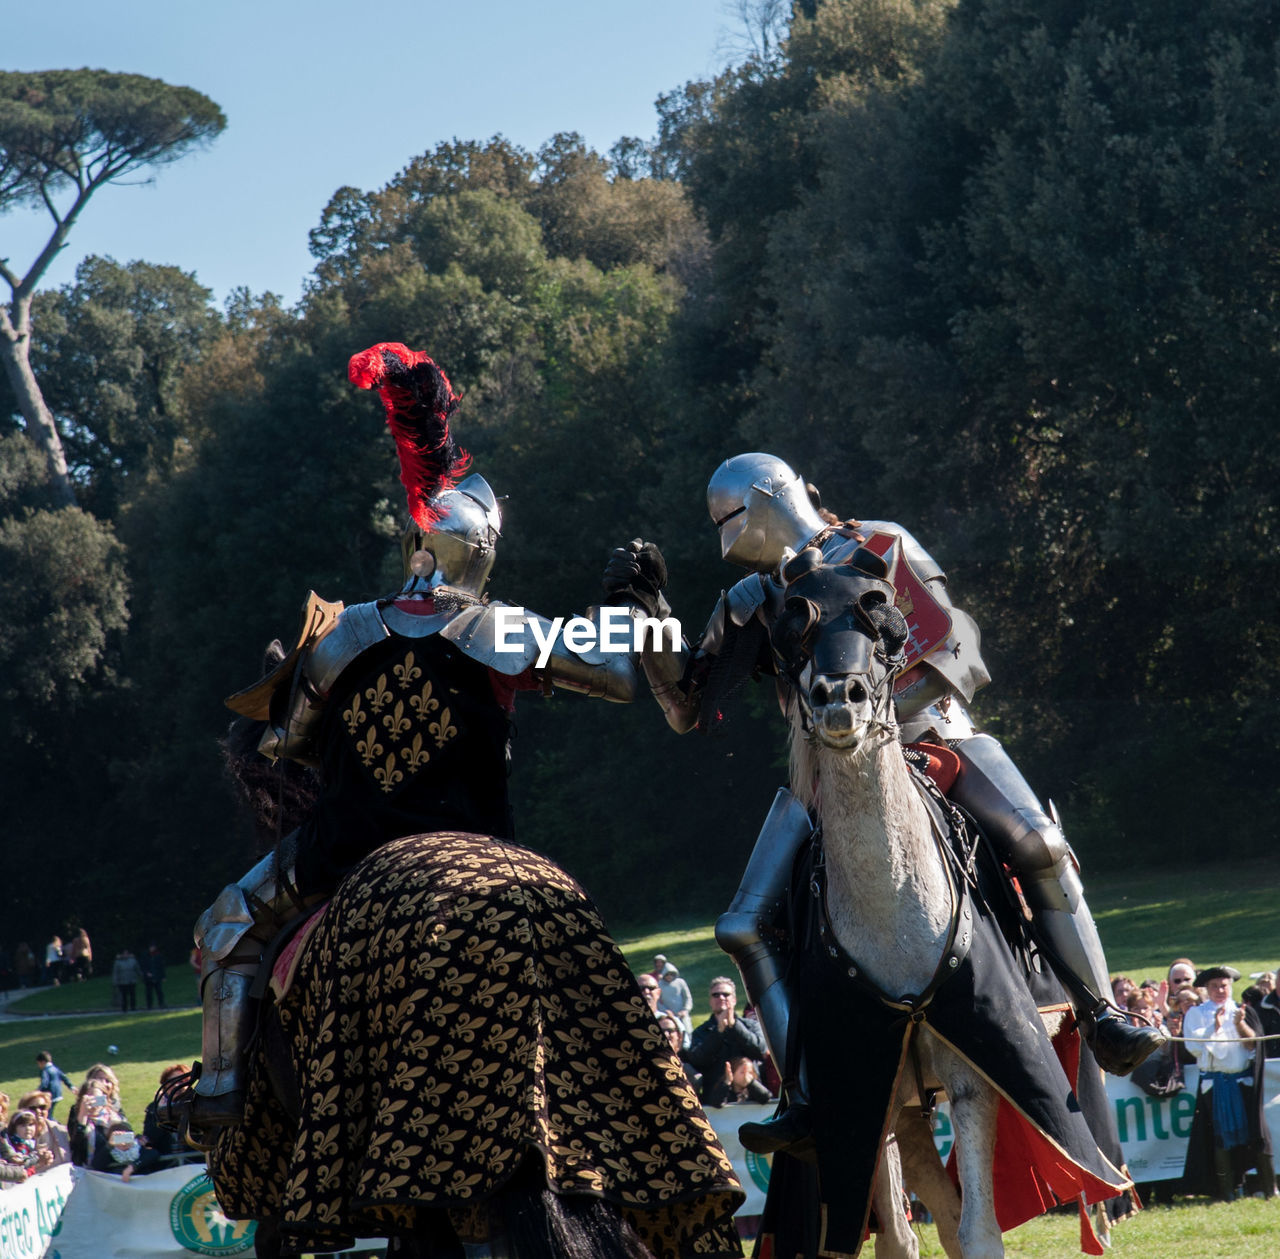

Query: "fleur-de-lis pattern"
(342, 693), (366, 735)
(429, 707), (457, 749)
(409, 680), (439, 720)
(344, 650), (461, 794)
(210, 833), (743, 1256)
(392, 652), (422, 689)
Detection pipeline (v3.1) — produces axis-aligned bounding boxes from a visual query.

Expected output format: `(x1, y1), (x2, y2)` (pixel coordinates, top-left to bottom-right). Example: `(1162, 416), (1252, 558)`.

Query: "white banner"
(706, 1061), (1280, 1202)
(45, 1166), (254, 1259)
(0, 1166), (73, 1259)
(1106, 1059), (1280, 1183)
(704, 1103), (774, 1217)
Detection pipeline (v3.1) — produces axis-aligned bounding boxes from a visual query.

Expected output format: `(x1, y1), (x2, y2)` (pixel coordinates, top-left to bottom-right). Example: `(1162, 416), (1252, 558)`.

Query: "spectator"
(1111, 975), (1136, 1013)
(34, 1051), (72, 1120)
(67, 1079), (121, 1167)
(685, 976), (767, 1098)
(18, 1093), (70, 1168)
(648, 954), (668, 983)
(142, 1065), (191, 1161)
(0, 1094), (8, 1127)
(141, 945), (167, 1009)
(112, 949), (142, 1012)
(12, 943), (36, 989)
(65, 929), (92, 981)
(703, 1056), (773, 1108)
(1, 1112), (52, 1177)
(1258, 970), (1280, 1059)
(1182, 964), (1276, 1201)
(657, 1015), (701, 1093)
(637, 974), (662, 1020)
(1166, 958), (1196, 1015)
(658, 963), (694, 1043)
(1175, 985), (1203, 1013)
(84, 1063), (123, 1111)
(43, 936), (64, 986)
(1128, 980), (1164, 1030)
(91, 1120), (156, 1182)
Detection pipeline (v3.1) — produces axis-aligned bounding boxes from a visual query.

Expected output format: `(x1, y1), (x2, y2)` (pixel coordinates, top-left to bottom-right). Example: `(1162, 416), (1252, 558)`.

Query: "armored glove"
(603, 539), (670, 619)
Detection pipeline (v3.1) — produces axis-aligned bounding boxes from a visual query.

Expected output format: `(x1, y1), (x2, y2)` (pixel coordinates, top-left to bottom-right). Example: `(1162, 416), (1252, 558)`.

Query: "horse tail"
(487, 1151), (652, 1259)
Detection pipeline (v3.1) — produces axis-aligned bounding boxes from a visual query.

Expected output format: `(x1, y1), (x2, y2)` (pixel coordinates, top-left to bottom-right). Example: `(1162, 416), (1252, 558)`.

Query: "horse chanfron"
(770, 547), (908, 754)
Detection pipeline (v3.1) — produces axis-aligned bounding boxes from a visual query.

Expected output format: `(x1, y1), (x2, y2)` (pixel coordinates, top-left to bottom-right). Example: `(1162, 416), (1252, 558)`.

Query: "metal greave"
(192, 845), (318, 1105)
(948, 733), (1113, 1008)
(714, 788), (813, 1085)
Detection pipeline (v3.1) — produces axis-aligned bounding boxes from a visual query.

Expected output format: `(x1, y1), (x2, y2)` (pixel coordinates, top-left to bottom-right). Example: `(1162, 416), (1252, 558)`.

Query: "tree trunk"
(0, 302), (76, 507)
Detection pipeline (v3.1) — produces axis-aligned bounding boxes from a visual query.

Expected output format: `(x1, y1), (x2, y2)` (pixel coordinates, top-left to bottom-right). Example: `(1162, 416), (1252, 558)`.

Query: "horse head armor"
(771, 545), (909, 749)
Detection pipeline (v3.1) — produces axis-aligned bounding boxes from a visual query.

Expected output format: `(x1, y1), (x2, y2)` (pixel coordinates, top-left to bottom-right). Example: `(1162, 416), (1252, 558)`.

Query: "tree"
(0, 69), (225, 505)
(0, 427), (128, 742)
(13, 255), (221, 517)
(668, 0), (1280, 859)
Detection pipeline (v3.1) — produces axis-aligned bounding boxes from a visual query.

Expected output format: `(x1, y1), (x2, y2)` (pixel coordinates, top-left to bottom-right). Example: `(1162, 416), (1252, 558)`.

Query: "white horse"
(789, 693), (997, 1258)
(769, 549), (1116, 1258)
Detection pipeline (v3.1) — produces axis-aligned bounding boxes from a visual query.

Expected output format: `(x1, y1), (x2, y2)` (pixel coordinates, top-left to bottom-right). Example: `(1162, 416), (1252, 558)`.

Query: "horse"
(758, 545), (1127, 1259)
(189, 715), (745, 1259)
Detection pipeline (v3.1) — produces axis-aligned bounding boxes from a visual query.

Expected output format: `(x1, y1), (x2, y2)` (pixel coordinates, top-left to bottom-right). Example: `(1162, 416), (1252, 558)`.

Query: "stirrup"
(154, 1064), (200, 1132)
(1086, 1008), (1167, 1076)
(738, 1101), (816, 1163)
(154, 1062), (243, 1151)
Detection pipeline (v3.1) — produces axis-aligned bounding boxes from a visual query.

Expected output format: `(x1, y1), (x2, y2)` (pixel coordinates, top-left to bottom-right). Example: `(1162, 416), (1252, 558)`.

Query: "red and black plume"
(348, 341), (470, 529)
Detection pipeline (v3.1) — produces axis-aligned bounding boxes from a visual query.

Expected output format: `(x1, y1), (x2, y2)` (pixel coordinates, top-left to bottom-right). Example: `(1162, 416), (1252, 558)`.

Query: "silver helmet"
(707, 453), (825, 571)
(401, 473), (502, 595)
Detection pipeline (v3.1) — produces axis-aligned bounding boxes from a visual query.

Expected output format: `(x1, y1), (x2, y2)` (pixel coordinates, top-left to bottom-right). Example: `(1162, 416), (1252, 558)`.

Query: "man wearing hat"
(657, 962), (694, 1042)
(1182, 965), (1277, 1200)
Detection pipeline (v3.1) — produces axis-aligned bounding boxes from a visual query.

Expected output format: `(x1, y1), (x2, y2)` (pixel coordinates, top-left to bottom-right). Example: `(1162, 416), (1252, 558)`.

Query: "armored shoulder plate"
(305, 601), (391, 697)
(846, 520), (946, 585)
(438, 602), (544, 676)
(725, 572), (775, 627)
(225, 591), (344, 719)
(828, 521), (989, 709)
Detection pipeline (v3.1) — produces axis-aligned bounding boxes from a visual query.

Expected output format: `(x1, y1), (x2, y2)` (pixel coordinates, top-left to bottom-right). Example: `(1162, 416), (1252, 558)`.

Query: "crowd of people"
(1112, 960), (1280, 1056)
(642, 949), (1280, 1207)
(0, 1052), (200, 1188)
(0, 932), (94, 988)
(0, 934), (172, 1011)
(4, 938), (1277, 1208)
(1111, 957), (1280, 1203)
(642, 955), (779, 1112)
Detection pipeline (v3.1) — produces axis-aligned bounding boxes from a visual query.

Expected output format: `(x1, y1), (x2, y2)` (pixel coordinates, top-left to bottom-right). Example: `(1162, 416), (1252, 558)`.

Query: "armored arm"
(439, 602), (639, 702)
(537, 605), (643, 702)
(639, 626), (697, 732)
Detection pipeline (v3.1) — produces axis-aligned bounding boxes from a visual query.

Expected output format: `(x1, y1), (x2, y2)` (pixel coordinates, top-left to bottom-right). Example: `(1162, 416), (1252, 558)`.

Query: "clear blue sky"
(6, 0), (737, 307)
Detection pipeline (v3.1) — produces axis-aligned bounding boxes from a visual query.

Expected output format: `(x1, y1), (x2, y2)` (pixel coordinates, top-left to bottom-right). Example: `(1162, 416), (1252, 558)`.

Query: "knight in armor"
(185, 343), (646, 1134)
(604, 451), (1166, 1157)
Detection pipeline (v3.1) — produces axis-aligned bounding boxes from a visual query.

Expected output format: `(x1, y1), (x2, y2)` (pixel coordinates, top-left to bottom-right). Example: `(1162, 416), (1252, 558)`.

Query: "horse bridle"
(772, 579), (907, 741)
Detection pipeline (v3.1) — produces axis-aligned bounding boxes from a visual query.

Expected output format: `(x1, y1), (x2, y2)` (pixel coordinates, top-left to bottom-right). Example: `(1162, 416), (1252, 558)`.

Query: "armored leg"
(949, 734), (1165, 1076)
(714, 788), (816, 1156)
(190, 840), (321, 1128)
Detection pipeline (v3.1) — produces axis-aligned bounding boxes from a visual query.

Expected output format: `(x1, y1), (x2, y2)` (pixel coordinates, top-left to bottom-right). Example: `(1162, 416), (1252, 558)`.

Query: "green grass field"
(4, 855), (1278, 1254)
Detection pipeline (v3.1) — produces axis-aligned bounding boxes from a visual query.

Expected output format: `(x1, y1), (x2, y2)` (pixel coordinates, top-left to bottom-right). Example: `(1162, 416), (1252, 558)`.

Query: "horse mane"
(787, 699), (820, 813)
